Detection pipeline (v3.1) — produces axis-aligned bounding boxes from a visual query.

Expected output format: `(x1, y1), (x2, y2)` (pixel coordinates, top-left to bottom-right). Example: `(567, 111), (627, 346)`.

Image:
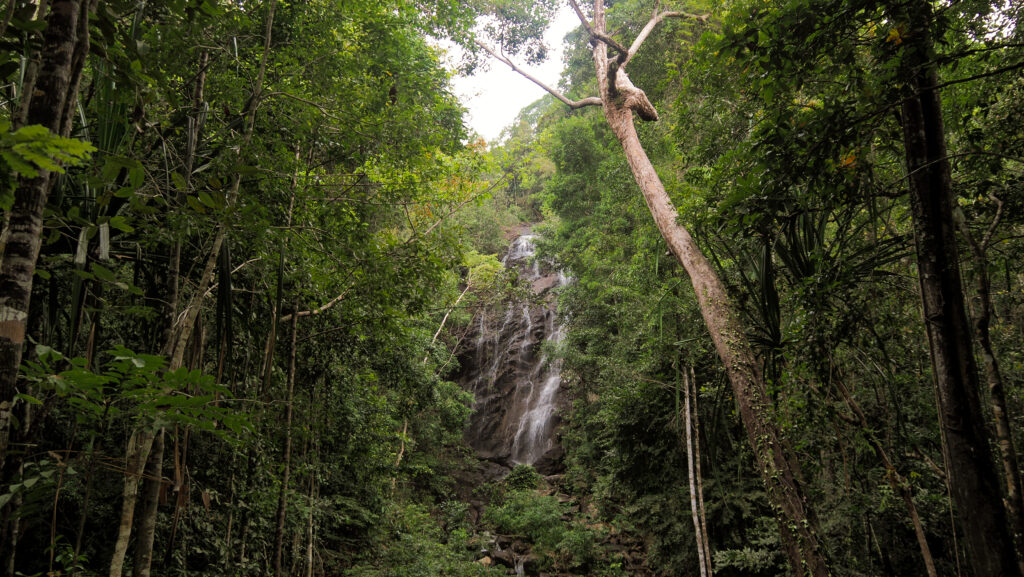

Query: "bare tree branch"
(474, 40), (602, 110)
(261, 91), (344, 122)
(567, 0), (591, 31)
(595, 30), (630, 58)
(624, 10), (710, 67)
(568, 0), (630, 59)
(280, 287), (352, 323)
(982, 193), (1004, 251)
(930, 59), (1024, 91)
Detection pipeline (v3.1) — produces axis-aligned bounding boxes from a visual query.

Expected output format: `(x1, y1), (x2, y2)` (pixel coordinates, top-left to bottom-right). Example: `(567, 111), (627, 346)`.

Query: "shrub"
(346, 504), (503, 577)
(483, 490), (564, 549)
(504, 464), (542, 491)
(556, 526), (599, 569)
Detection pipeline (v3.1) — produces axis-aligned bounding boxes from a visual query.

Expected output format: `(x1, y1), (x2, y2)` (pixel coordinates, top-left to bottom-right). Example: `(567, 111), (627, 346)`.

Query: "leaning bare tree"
(478, 1), (830, 574)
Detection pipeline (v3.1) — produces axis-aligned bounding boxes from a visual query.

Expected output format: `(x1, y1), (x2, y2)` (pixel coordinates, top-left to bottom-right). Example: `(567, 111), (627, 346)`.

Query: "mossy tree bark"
(0, 0), (90, 475)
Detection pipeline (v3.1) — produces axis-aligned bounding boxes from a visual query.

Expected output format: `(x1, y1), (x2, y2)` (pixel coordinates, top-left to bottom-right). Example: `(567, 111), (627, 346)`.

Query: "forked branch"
(474, 40), (602, 110)
(569, 0), (709, 67)
(624, 10), (710, 66)
(568, 0), (591, 30)
(568, 0), (629, 56)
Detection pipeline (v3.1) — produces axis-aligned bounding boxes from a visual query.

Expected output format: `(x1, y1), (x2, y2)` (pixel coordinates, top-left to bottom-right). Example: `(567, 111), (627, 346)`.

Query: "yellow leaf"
(886, 25), (905, 45)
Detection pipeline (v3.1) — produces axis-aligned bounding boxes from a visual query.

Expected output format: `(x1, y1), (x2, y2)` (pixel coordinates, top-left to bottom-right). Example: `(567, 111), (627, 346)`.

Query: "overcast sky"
(449, 8), (579, 144)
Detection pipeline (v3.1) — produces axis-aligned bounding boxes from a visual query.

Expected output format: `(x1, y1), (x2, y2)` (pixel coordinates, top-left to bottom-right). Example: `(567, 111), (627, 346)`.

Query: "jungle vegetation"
(0, 0), (1023, 576)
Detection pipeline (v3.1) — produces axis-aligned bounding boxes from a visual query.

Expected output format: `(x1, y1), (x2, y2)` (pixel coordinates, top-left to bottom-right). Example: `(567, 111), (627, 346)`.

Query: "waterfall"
(459, 232), (567, 469)
(510, 307), (565, 464)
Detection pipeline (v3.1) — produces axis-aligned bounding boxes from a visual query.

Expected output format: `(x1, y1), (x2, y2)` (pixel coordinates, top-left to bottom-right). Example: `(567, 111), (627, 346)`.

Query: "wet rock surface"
(457, 233), (568, 467)
(453, 234), (654, 576)
(532, 445), (566, 476)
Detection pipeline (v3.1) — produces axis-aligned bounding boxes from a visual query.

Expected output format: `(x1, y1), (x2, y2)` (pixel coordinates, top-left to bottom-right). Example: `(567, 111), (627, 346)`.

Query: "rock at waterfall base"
(532, 445), (565, 475)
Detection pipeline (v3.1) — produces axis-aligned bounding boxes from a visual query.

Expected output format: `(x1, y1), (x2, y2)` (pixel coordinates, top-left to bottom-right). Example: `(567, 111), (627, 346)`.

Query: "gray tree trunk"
(956, 204), (1024, 574)
(109, 429), (155, 577)
(585, 3), (829, 571)
(132, 429), (165, 577)
(273, 303), (299, 577)
(683, 368), (711, 577)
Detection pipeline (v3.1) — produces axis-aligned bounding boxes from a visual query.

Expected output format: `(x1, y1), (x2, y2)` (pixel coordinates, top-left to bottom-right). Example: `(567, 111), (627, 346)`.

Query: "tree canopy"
(0, 0), (1023, 576)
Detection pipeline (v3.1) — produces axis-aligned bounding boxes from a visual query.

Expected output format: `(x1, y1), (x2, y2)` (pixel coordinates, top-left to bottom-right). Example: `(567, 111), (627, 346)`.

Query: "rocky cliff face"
(457, 234), (567, 473)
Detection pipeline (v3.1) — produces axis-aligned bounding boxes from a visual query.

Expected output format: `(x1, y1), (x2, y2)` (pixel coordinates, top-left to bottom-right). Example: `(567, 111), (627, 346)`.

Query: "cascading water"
(510, 309), (564, 464)
(458, 232), (568, 469)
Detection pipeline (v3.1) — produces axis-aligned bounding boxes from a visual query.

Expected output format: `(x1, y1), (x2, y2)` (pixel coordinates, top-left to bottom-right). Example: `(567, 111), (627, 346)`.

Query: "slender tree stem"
(273, 299), (299, 577)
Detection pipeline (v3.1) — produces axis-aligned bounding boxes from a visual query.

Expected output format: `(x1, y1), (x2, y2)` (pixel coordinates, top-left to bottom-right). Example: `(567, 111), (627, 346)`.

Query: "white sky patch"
(450, 7), (579, 144)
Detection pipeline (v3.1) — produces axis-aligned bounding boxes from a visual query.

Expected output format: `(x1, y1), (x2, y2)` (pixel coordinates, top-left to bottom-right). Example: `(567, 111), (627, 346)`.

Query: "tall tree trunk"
(109, 428), (155, 577)
(58, 0), (95, 140)
(73, 433), (99, 560)
(158, 49), (208, 354)
(305, 473), (315, 577)
(0, 0), (87, 474)
(133, 429), (165, 577)
(273, 302), (299, 577)
(128, 4), (273, 573)
(955, 202), (1024, 573)
(683, 367), (711, 577)
(14, 0), (51, 129)
(690, 366), (711, 575)
(606, 68), (830, 577)
(585, 3), (828, 570)
(897, 3), (1021, 575)
(161, 0), (275, 369)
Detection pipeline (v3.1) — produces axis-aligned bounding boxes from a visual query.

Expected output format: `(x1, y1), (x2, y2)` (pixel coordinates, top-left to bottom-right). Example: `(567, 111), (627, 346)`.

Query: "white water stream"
(462, 233), (568, 466)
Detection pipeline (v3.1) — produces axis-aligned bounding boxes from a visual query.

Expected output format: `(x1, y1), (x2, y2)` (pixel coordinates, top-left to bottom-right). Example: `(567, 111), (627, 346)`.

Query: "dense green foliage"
(0, 1), (519, 575)
(519, 0), (1024, 575)
(2, 0), (1024, 576)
